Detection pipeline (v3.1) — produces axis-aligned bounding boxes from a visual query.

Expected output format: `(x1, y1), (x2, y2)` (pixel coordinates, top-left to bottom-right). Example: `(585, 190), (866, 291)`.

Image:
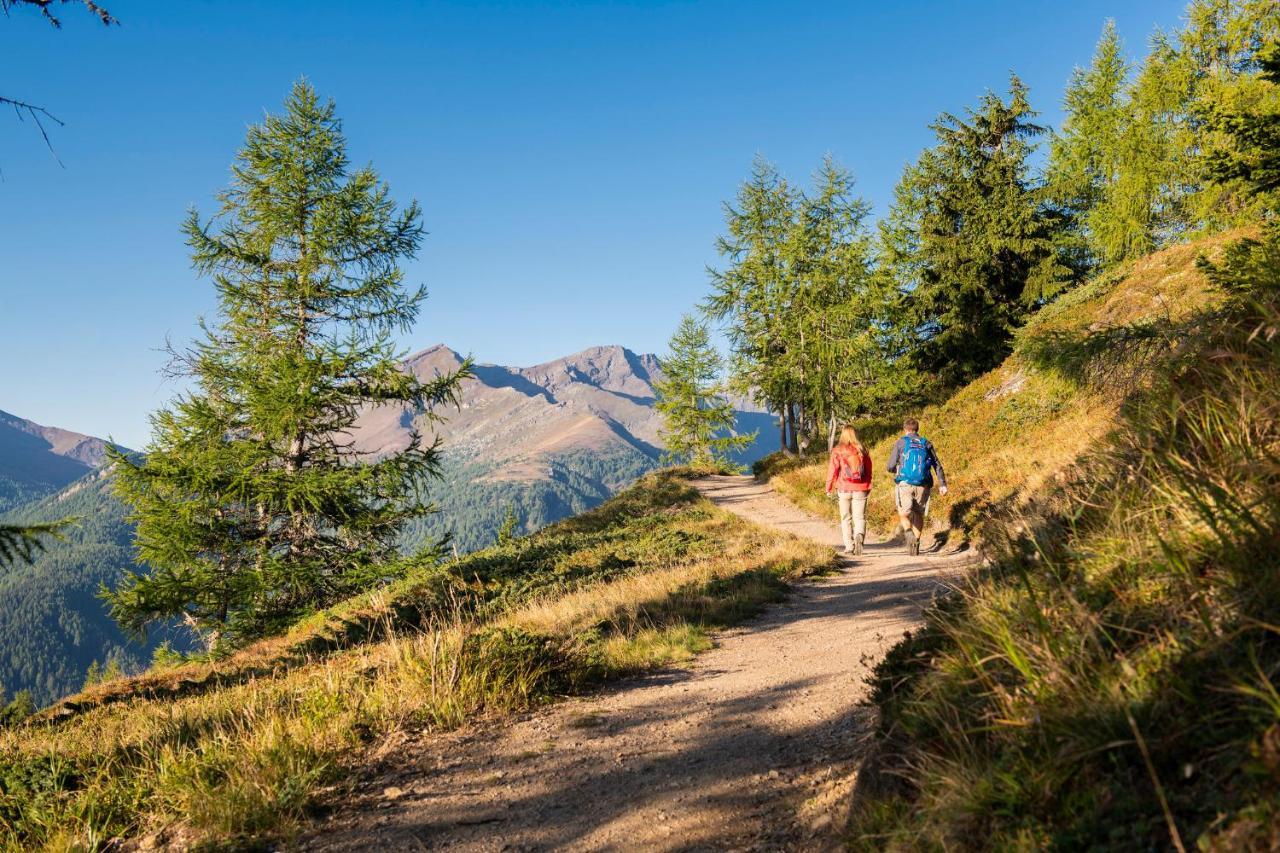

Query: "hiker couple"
(824, 418), (947, 557)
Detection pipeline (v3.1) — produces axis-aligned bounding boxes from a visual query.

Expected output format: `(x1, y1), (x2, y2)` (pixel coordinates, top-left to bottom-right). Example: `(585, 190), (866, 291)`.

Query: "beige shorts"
(895, 483), (932, 516)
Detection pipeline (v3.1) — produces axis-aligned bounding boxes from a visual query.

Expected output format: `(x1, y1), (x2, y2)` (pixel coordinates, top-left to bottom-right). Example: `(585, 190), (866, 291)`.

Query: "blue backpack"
(896, 435), (931, 486)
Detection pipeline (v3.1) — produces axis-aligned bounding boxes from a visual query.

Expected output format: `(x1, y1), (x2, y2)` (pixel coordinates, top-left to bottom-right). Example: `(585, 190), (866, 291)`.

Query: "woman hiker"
(825, 424), (872, 556)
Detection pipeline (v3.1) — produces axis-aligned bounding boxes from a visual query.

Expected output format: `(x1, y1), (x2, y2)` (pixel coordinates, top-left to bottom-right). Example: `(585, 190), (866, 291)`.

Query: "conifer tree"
(107, 81), (467, 646)
(884, 76), (1073, 387)
(1048, 21), (1130, 270)
(704, 157), (802, 453)
(1055, 2), (1280, 264)
(785, 158), (898, 448)
(654, 315), (754, 468)
(1204, 39), (1280, 204)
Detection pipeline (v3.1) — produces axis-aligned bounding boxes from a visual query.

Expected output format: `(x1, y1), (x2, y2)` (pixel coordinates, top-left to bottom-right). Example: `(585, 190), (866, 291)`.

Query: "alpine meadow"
(2, 1), (1279, 851)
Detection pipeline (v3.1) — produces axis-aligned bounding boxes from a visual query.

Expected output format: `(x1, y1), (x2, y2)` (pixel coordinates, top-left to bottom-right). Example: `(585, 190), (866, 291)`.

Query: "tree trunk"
(785, 402), (799, 455)
(827, 412), (838, 451)
(796, 401), (811, 456)
(778, 411), (788, 453)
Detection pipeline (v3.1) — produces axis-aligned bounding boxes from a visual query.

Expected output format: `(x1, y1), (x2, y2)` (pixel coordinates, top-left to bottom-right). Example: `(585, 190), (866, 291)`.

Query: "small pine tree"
(82, 660), (102, 689)
(107, 81), (468, 647)
(495, 504), (521, 547)
(654, 315), (755, 469)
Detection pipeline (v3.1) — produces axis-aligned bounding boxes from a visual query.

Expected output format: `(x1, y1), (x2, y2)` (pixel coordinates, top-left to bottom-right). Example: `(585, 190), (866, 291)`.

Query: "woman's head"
(839, 424), (866, 452)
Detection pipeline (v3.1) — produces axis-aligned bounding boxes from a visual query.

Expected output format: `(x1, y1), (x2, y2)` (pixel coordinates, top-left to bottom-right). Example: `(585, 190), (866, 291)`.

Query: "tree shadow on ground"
(306, 561), (953, 851)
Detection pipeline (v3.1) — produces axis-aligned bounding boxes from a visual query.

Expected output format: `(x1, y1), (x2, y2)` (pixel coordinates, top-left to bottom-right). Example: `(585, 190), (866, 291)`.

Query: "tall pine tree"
(107, 81), (467, 646)
(784, 158), (897, 448)
(884, 76), (1073, 387)
(654, 315), (754, 468)
(1048, 20), (1131, 271)
(704, 157), (802, 453)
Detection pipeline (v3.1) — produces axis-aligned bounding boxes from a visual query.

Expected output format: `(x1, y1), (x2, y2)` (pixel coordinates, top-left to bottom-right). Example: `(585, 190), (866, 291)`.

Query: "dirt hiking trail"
(303, 475), (972, 852)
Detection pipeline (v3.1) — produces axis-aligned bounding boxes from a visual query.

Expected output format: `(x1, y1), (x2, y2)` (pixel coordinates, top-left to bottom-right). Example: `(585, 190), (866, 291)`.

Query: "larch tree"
(1047, 20), (1131, 271)
(703, 156), (802, 454)
(1058, 1), (1280, 265)
(784, 158), (893, 449)
(654, 315), (755, 469)
(106, 81), (468, 646)
(1204, 39), (1280, 203)
(1183, 0), (1280, 228)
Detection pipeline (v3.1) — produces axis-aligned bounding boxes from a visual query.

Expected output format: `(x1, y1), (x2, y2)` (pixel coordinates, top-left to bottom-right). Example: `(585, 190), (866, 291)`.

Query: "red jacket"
(827, 444), (872, 493)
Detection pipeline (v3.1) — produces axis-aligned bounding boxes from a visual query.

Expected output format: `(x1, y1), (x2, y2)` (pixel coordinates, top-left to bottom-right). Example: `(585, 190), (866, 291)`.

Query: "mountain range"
(0, 344), (770, 705)
(0, 409), (118, 514)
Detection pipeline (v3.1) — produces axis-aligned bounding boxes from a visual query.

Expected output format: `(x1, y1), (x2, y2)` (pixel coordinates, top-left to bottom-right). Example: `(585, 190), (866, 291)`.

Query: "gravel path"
(303, 475), (970, 852)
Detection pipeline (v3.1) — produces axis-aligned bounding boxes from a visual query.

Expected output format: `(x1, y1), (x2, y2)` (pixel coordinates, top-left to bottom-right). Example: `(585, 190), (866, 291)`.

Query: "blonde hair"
(839, 425), (867, 454)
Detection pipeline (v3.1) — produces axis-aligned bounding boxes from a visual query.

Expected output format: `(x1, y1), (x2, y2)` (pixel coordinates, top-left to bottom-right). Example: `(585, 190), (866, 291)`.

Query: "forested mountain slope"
(0, 472), (193, 706)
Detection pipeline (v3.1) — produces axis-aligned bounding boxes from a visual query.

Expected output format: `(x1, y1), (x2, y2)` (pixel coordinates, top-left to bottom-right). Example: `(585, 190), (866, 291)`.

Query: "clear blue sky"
(2, 0), (1185, 448)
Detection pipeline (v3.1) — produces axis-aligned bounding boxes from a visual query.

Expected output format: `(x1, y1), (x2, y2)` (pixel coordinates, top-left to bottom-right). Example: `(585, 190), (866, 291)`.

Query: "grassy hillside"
(758, 231), (1239, 547)
(0, 470), (831, 851)
(842, 228), (1280, 847)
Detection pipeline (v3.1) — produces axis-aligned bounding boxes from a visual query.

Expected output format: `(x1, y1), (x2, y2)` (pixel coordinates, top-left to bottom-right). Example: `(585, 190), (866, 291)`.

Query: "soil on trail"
(302, 475), (971, 852)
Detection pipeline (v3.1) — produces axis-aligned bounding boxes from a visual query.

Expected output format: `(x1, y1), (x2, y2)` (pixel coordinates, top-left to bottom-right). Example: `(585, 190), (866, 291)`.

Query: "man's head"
(903, 417), (919, 434)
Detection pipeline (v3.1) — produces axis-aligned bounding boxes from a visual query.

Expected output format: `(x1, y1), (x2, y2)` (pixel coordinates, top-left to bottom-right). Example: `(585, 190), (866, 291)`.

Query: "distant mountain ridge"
(357, 343), (770, 553)
(354, 344), (680, 478)
(0, 409), (120, 514)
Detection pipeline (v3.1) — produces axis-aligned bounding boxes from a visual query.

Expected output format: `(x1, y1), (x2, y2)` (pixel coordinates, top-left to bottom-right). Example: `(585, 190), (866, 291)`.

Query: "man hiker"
(825, 424), (872, 556)
(886, 417), (947, 556)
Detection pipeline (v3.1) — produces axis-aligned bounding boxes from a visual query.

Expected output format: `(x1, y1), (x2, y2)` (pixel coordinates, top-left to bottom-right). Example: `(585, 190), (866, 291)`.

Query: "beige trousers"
(838, 491), (868, 550)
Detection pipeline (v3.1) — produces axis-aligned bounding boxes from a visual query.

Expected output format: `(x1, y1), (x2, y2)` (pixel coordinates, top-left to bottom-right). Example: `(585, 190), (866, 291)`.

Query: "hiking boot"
(854, 534), (864, 557)
(908, 530), (920, 556)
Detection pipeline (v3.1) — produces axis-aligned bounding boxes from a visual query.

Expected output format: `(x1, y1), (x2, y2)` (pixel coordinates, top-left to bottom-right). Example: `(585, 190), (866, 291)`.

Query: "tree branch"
(1, 0), (116, 27)
(1, 95), (65, 164)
